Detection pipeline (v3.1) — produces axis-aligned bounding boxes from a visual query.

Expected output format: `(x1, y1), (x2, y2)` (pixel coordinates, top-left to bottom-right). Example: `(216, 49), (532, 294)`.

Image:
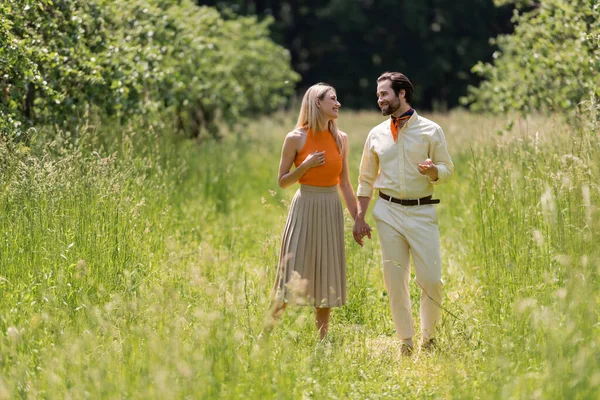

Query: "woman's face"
(318, 90), (341, 120)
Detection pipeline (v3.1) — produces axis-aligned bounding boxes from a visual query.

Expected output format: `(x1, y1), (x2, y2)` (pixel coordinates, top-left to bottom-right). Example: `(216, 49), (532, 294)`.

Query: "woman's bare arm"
(278, 131), (324, 189)
(337, 132), (358, 220)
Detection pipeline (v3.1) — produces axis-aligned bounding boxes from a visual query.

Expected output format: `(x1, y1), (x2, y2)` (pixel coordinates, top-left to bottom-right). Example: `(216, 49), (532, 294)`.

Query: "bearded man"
(353, 72), (454, 356)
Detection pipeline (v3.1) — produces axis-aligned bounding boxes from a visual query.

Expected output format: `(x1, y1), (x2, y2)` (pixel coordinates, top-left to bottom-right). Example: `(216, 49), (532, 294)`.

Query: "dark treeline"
(198, 0), (518, 110)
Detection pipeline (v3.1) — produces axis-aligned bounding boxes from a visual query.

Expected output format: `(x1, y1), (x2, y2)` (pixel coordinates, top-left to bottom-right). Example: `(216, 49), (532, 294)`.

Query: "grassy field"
(1, 109), (598, 399)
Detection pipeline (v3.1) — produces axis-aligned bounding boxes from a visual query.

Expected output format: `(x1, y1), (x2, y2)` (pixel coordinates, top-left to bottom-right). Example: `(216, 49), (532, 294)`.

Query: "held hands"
(418, 158), (438, 180)
(352, 218), (372, 247)
(302, 151), (326, 169)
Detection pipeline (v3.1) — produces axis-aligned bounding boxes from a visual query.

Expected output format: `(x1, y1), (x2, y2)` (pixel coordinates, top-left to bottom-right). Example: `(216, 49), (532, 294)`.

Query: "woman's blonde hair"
(295, 83), (344, 154)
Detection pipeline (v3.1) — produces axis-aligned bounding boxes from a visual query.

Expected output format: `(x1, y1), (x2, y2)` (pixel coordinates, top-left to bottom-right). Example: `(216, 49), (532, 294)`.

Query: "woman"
(269, 83), (365, 339)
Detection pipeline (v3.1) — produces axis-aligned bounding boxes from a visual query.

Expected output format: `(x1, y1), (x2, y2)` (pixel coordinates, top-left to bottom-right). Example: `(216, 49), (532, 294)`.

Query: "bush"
(462, 0), (600, 115)
(0, 0), (299, 139)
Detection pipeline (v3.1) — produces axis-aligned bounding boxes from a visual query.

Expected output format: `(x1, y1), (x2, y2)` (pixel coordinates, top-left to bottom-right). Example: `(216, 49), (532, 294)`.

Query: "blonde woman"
(269, 83), (367, 339)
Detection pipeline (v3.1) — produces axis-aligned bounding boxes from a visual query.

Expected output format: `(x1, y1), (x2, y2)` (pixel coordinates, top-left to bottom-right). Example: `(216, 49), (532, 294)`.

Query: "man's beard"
(380, 99), (401, 116)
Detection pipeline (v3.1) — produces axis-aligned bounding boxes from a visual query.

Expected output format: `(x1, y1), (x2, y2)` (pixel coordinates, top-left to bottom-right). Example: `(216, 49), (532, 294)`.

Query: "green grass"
(0, 109), (598, 399)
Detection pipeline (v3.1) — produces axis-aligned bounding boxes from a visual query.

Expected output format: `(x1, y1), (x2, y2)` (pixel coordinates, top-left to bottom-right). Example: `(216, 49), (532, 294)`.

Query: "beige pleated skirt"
(272, 184), (346, 308)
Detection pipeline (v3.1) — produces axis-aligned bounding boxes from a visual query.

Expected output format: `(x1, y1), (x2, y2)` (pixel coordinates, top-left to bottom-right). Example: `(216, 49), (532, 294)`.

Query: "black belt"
(379, 192), (440, 206)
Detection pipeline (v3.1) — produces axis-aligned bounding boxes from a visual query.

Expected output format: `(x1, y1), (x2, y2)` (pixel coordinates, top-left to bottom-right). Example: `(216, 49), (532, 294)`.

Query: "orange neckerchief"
(390, 108), (414, 142)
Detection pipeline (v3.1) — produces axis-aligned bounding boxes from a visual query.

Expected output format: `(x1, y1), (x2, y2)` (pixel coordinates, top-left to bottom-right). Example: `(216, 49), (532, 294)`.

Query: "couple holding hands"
(270, 72), (454, 356)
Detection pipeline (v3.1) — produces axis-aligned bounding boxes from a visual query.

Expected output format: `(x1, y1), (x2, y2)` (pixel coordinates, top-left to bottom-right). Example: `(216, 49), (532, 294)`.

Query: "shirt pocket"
(406, 143), (429, 164)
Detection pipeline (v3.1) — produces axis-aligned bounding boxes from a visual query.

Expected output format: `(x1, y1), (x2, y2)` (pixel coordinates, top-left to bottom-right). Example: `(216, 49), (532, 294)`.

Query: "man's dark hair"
(377, 72), (414, 104)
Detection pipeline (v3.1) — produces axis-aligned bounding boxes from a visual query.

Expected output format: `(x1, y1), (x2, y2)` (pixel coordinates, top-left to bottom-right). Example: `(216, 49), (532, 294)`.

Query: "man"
(353, 72), (454, 356)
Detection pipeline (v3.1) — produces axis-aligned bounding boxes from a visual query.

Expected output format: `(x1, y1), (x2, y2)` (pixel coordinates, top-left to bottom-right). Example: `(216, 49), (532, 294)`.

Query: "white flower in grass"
(532, 230), (544, 247)
(75, 259), (87, 279)
(540, 187), (556, 224)
(7, 327), (20, 342)
(582, 185), (592, 227)
(286, 271), (308, 305)
(517, 298), (537, 314)
(560, 154), (586, 168)
(555, 288), (567, 300)
(553, 254), (572, 267)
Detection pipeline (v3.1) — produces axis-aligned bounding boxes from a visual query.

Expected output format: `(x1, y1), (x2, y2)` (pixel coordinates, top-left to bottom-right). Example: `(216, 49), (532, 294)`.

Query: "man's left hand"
(418, 158), (438, 180)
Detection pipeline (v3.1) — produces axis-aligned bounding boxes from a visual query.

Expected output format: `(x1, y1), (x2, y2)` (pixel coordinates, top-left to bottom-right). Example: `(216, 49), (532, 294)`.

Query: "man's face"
(376, 80), (401, 116)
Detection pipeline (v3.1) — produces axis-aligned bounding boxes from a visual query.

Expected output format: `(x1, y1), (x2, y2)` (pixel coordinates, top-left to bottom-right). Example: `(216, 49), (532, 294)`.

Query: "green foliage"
(463, 0), (600, 114)
(159, 4), (298, 138)
(0, 0), (299, 139)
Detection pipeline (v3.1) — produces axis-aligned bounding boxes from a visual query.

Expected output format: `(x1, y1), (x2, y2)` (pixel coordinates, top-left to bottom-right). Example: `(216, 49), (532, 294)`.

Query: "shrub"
(0, 0), (299, 139)
(462, 0), (600, 115)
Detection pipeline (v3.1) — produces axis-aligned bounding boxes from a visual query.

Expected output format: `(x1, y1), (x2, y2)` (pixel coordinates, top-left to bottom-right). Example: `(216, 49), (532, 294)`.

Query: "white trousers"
(372, 198), (443, 342)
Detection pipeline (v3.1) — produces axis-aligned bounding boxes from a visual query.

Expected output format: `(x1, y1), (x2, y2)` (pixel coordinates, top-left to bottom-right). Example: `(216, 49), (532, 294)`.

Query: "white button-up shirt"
(357, 111), (454, 199)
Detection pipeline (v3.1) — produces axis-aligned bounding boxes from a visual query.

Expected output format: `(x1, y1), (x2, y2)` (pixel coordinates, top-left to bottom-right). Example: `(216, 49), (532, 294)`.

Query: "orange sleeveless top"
(294, 129), (343, 186)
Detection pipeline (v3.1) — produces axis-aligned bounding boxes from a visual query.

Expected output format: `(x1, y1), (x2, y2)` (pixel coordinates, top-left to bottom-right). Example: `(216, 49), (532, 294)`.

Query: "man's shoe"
(400, 343), (414, 357)
(421, 338), (436, 352)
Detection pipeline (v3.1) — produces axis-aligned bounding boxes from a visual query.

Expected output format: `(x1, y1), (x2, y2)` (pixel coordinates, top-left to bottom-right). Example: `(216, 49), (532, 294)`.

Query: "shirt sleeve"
(429, 126), (454, 185)
(356, 132), (379, 198)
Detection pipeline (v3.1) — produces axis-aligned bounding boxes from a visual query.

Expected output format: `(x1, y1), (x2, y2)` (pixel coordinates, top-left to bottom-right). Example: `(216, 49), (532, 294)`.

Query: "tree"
(0, 0), (299, 139)
(463, 0), (600, 115)
(199, 0), (517, 110)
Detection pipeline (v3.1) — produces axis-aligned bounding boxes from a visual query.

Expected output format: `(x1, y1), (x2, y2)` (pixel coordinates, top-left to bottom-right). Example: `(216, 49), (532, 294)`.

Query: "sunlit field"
(1, 108), (598, 398)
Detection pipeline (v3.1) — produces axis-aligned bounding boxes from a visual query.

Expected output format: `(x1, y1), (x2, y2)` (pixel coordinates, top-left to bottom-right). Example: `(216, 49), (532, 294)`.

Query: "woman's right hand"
(352, 218), (372, 247)
(302, 151), (326, 169)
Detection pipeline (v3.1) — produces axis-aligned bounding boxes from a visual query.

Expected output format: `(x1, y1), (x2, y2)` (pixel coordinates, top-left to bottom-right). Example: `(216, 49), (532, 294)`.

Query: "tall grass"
(0, 106), (598, 398)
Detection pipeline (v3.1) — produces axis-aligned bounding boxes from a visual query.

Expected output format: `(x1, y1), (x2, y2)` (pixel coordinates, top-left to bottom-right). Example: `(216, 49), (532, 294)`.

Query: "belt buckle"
(417, 198), (421, 206)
